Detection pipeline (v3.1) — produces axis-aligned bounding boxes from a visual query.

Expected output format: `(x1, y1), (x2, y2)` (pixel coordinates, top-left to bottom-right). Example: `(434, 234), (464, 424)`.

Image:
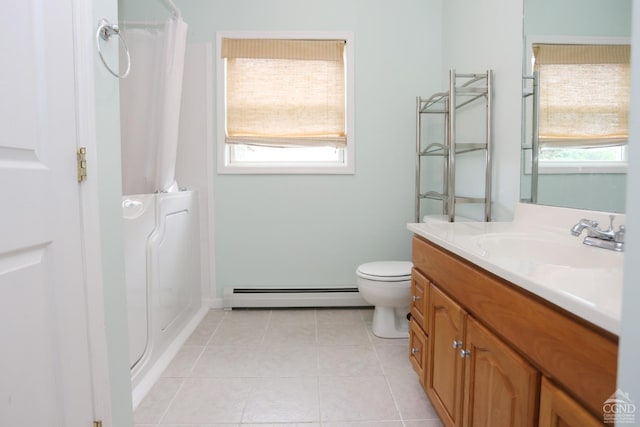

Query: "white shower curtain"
(120, 17), (188, 195)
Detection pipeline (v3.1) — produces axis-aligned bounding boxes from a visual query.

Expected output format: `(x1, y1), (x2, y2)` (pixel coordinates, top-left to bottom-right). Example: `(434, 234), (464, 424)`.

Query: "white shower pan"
(122, 190), (204, 407)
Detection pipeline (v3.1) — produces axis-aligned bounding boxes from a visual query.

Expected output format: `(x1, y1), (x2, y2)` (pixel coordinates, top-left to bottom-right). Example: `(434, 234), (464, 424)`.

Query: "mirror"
(521, 0), (632, 213)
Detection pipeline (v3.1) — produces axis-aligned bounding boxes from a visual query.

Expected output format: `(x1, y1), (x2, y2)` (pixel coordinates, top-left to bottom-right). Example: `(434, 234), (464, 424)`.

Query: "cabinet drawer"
(409, 319), (428, 385)
(411, 268), (429, 331)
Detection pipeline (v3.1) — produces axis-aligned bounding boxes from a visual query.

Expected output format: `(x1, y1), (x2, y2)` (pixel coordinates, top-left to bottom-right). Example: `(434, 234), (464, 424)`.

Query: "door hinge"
(77, 146), (87, 182)
(93, 421), (102, 427)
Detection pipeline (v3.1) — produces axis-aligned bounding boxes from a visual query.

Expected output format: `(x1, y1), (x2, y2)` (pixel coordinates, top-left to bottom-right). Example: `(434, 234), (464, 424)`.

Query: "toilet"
(356, 261), (413, 338)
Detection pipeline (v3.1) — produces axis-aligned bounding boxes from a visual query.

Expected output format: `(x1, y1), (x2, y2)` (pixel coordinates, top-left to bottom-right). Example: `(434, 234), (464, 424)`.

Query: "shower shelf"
(420, 142), (487, 156)
(415, 69), (493, 223)
(418, 191), (486, 205)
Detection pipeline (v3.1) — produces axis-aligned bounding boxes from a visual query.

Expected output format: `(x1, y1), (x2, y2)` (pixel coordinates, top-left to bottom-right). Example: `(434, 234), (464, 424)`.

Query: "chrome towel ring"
(96, 19), (131, 79)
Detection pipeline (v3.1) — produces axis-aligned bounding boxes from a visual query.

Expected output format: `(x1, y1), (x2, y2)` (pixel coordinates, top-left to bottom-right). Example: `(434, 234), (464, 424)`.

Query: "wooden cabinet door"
(411, 268), (429, 330)
(409, 319), (428, 385)
(539, 377), (602, 427)
(427, 284), (467, 427)
(462, 317), (539, 427)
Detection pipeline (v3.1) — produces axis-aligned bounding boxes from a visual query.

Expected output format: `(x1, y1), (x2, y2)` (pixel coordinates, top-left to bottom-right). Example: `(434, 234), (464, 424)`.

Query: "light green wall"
(94, 0), (134, 425)
(524, 0), (632, 36)
(121, 0), (442, 295)
(537, 174), (626, 213)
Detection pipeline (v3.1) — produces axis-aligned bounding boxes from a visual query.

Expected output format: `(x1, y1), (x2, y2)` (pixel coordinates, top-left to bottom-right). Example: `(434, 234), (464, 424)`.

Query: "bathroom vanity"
(407, 204), (623, 427)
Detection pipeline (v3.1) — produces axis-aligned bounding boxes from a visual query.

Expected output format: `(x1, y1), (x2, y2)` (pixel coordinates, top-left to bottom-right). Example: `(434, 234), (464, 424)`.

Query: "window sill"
(527, 161), (627, 175)
(218, 163), (355, 175)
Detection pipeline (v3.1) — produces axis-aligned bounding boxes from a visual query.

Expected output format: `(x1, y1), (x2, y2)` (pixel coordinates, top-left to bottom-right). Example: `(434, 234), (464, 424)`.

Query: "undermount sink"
(470, 232), (622, 270)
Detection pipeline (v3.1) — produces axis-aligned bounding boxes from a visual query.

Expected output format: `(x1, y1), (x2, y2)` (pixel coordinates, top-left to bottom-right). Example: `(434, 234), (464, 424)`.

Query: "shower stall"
(119, 6), (205, 407)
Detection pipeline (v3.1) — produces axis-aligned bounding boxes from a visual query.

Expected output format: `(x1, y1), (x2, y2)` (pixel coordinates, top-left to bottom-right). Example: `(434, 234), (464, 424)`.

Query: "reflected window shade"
(534, 44), (630, 65)
(222, 38), (345, 61)
(534, 44), (630, 148)
(223, 39), (346, 148)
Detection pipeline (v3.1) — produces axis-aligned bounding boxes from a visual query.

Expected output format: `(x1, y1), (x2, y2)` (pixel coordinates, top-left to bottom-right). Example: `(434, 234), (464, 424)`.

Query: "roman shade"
(222, 38), (347, 148)
(533, 43), (630, 148)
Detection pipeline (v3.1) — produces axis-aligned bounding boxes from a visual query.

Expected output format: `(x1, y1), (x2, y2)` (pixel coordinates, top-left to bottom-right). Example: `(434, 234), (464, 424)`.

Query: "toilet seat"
(356, 261), (412, 282)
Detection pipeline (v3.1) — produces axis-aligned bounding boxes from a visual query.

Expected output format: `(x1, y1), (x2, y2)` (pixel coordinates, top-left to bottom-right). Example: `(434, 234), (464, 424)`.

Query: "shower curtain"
(120, 17), (188, 195)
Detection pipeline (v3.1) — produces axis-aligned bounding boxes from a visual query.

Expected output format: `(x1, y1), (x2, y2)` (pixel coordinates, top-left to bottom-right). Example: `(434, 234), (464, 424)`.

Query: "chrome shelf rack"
(415, 69), (493, 222)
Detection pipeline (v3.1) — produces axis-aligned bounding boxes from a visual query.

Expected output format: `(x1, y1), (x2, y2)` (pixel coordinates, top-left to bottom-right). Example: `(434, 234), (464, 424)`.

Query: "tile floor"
(134, 308), (443, 427)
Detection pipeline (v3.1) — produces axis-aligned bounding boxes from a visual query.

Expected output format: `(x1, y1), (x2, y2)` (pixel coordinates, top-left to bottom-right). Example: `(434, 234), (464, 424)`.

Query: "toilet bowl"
(356, 261), (413, 339)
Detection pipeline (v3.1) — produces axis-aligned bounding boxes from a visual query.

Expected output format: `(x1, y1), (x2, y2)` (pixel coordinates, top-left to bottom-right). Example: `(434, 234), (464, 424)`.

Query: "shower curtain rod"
(120, 20), (167, 27)
(162, 0), (181, 18)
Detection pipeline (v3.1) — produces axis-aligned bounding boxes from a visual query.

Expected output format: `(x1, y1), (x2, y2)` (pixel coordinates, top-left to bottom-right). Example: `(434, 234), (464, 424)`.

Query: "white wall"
(441, 0), (524, 221)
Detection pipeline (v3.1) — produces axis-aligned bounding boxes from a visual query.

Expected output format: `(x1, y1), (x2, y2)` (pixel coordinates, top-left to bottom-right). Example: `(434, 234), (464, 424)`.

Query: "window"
(526, 37), (630, 173)
(216, 32), (355, 174)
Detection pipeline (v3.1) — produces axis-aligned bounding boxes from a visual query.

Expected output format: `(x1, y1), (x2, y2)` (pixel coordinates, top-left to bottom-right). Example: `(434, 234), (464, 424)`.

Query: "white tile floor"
(134, 308), (443, 427)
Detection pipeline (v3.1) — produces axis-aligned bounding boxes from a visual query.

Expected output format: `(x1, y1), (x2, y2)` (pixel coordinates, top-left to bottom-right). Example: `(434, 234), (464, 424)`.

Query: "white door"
(0, 1), (96, 426)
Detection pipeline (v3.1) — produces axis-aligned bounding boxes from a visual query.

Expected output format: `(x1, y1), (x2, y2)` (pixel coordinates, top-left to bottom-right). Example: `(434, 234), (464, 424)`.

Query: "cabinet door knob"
(452, 340), (463, 349)
(412, 295), (421, 302)
(411, 347), (420, 354)
(460, 349), (471, 358)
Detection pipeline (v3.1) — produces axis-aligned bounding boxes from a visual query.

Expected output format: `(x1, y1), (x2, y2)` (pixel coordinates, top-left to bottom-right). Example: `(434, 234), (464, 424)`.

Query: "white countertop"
(408, 203), (624, 335)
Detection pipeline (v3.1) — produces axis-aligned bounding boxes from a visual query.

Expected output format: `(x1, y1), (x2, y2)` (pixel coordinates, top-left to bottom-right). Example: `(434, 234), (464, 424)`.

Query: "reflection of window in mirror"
(528, 37), (630, 173)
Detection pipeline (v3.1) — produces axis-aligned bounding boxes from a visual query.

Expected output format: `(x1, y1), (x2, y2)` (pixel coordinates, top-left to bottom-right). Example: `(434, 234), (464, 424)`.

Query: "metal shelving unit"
(415, 69), (493, 222)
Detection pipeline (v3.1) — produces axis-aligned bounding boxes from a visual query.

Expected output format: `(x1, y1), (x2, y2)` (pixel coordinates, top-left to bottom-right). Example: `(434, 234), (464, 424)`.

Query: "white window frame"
(522, 147), (628, 175)
(216, 31), (355, 175)
(524, 35), (629, 175)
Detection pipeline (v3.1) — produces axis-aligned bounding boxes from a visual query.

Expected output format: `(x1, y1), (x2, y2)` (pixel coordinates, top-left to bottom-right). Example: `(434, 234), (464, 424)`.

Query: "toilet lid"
(357, 261), (413, 281)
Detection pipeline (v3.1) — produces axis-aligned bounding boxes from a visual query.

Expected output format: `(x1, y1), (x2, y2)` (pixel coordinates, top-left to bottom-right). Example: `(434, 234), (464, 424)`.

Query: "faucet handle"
(608, 215), (616, 231)
(615, 224), (626, 243)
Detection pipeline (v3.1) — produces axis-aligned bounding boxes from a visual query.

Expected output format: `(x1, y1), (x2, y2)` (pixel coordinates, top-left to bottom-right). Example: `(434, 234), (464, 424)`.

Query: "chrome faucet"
(570, 215), (625, 252)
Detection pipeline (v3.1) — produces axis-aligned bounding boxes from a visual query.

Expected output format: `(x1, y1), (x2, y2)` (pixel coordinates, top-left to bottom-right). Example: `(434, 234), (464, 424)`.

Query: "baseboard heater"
(223, 287), (371, 309)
